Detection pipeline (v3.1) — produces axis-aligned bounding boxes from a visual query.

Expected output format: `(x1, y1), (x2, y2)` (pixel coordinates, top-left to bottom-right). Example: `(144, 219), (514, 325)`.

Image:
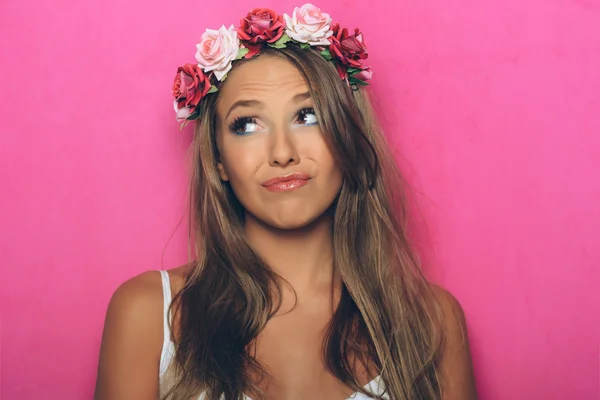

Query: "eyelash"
(228, 107), (318, 135)
(228, 116), (256, 135)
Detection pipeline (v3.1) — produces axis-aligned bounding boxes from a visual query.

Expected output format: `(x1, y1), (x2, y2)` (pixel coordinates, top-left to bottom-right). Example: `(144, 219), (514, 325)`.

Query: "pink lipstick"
(261, 172), (311, 192)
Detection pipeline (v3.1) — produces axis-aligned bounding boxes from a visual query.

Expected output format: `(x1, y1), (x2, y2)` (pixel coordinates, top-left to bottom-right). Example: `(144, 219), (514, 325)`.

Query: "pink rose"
(238, 8), (285, 56)
(284, 3), (333, 46)
(195, 25), (239, 81)
(172, 64), (211, 121)
(353, 66), (373, 82)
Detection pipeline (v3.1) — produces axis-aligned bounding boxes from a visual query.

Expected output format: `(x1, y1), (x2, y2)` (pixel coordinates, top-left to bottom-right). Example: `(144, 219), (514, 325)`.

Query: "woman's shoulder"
(108, 270), (163, 313)
(427, 284), (478, 398)
(102, 266), (188, 341)
(428, 284), (466, 322)
(95, 267), (188, 398)
(426, 283), (469, 344)
(107, 266), (188, 317)
(101, 271), (165, 349)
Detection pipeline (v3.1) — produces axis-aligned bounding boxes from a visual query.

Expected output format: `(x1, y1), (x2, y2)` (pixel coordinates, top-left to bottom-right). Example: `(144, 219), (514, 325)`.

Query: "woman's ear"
(216, 161), (229, 181)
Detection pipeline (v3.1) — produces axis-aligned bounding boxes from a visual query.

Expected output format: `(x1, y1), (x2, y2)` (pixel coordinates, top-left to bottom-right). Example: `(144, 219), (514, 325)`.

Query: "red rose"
(329, 23), (368, 70)
(238, 8), (285, 56)
(172, 64), (211, 120)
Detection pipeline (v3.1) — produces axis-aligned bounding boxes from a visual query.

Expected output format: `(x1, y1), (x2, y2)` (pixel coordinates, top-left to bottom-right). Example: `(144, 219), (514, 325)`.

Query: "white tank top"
(158, 270), (387, 399)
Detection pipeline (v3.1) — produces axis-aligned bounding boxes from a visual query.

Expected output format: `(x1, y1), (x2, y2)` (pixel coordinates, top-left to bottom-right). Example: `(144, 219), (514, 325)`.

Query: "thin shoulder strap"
(159, 270), (172, 343)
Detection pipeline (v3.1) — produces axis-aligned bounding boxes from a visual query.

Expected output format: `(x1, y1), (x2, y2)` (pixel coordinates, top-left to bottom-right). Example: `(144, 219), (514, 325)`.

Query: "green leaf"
(268, 42), (287, 49)
(207, 85), (218, 94)
(300, 42), (311, 50)
(349, 76), (369, 86)
(320, 48), (332, 60)
(236, 47), (249, 60)
(188, 109), (201, 120)
(274, 33), (291, 46)
(347, 67), (361, 76)
(268, 33), (292, 49)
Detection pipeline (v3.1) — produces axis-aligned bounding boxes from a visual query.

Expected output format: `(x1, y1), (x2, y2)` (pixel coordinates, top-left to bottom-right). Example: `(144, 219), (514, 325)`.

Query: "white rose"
(195, 25), (239, 81)
(284, 3), (333, 46)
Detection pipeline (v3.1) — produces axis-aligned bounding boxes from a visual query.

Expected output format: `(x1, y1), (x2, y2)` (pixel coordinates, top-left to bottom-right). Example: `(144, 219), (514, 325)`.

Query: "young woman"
(95, 4), (478, 400)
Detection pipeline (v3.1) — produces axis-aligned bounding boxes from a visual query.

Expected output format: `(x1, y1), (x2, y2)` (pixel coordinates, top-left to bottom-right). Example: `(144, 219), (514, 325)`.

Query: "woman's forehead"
(218, 56), (309, 106)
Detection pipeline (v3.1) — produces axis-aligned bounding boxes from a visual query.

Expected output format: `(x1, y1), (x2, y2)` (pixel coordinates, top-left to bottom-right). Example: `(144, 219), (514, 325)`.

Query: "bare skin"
(95, 56), (478, 400)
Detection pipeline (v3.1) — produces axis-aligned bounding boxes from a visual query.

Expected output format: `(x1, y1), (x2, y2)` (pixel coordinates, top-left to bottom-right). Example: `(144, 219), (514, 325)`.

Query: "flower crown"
(172, 3), (372, 126)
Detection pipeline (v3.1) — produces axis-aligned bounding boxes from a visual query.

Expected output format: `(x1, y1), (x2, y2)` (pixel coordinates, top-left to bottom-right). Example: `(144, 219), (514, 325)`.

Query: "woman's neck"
(244, 213), (339, 295)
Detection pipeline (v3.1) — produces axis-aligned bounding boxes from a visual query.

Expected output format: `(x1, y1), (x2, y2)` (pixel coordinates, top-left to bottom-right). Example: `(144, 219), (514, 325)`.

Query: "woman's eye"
(229, 117), (262, 135)
(296, 108), (318, 126)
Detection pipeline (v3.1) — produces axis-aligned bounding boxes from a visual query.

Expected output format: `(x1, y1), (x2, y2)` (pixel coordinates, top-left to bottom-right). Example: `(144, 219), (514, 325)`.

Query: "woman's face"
(215, 55), (343, 230)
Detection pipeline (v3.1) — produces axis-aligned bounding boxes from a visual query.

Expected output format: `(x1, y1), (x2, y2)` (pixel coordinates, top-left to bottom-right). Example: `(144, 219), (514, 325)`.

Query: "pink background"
(1, 0), (599, 398)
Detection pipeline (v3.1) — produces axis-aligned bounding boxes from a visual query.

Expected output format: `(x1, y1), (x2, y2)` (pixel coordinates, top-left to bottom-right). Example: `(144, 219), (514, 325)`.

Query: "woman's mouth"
(261, 173), (311, 192)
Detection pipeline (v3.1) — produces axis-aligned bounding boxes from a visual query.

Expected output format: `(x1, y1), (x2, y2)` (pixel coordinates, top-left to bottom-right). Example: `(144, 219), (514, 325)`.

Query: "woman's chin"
(249, 209), (332, 232)
(266, 216), (320, 231)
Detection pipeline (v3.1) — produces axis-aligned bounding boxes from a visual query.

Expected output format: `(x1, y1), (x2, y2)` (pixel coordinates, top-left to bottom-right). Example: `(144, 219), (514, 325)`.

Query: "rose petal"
(174, 100), (193, 121)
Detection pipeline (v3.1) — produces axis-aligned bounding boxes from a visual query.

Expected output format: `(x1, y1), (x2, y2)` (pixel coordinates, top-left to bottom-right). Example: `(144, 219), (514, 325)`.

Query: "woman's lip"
(264, 179), (310, 192)
(261, 172), (311, 187)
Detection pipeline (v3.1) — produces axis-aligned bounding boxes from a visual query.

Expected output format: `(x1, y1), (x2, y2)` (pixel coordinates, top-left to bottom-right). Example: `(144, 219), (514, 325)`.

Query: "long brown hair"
(162, 45), (444, 400)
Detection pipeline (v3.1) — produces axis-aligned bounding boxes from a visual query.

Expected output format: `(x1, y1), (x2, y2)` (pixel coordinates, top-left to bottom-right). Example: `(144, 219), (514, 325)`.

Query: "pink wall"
(1, 0), (598, 398)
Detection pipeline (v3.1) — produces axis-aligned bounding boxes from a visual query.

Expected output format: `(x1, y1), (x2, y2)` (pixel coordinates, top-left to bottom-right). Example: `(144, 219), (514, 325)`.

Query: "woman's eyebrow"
(225, 92), (310, 120)
(225, 99), (264, 120)
(291, 92), (310, 103)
